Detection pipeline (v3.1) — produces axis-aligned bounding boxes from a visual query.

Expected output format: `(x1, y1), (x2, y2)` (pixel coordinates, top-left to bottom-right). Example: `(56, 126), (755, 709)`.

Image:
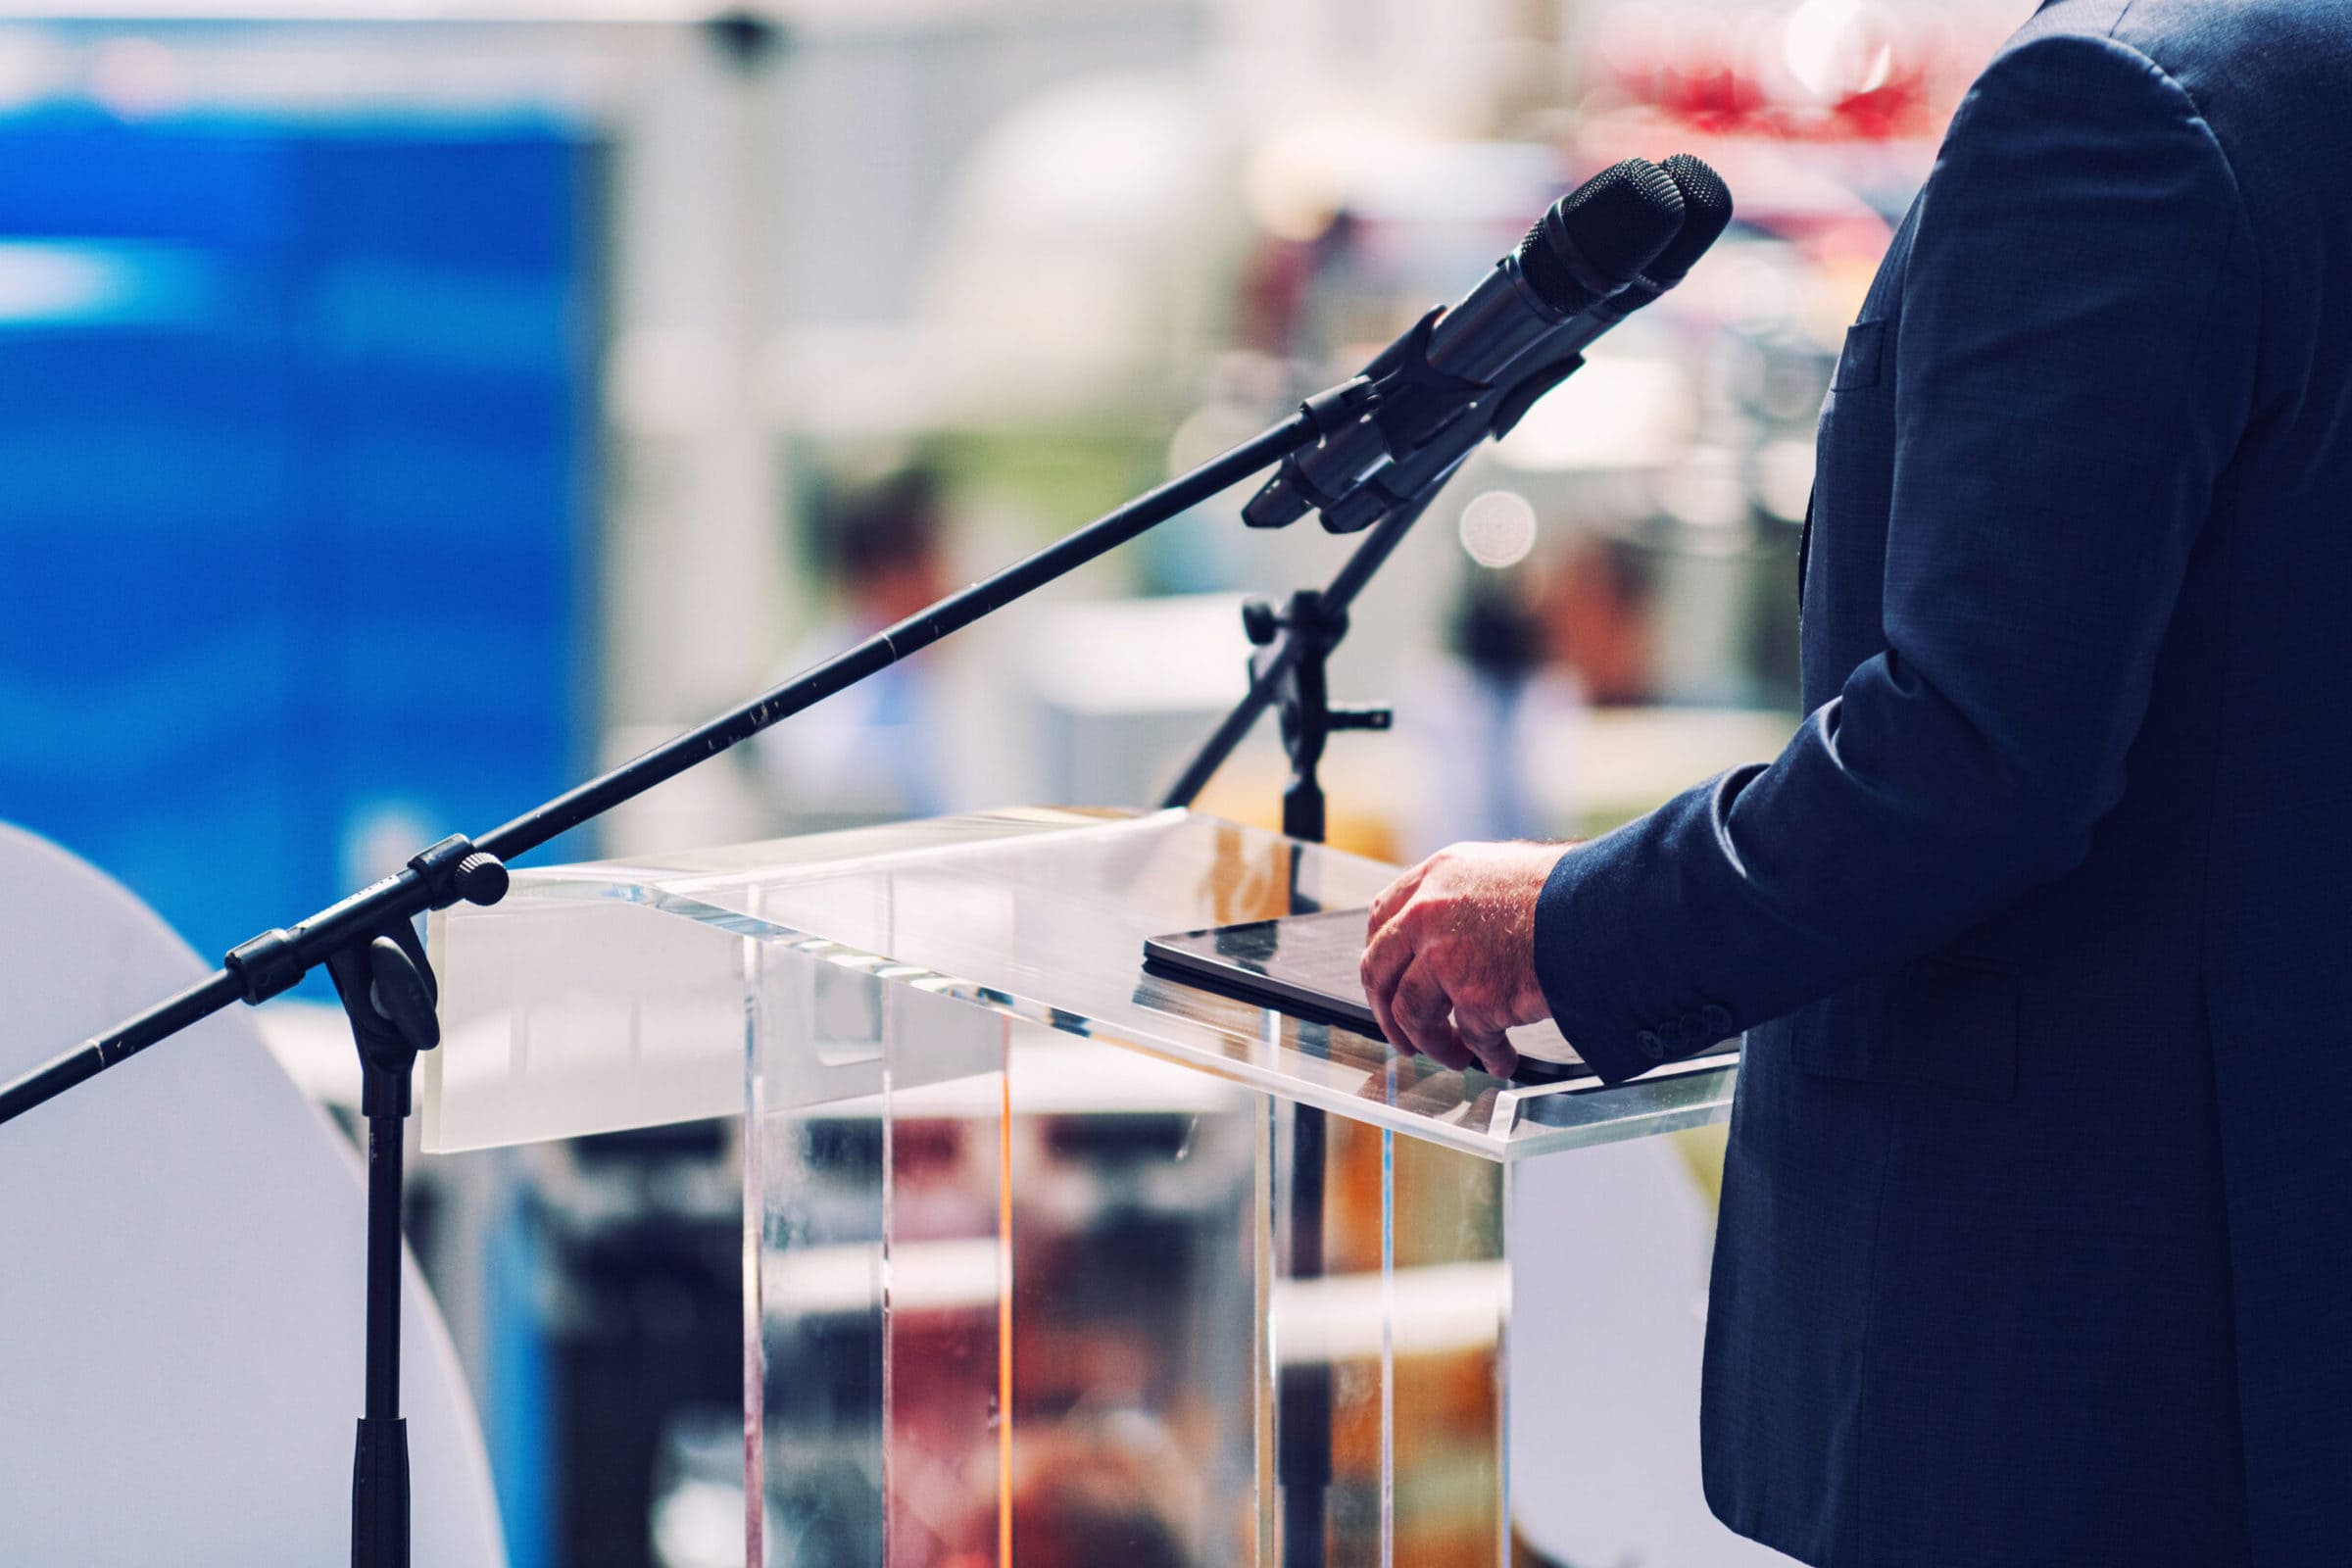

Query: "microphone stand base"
(352, 1416), (411, 1568)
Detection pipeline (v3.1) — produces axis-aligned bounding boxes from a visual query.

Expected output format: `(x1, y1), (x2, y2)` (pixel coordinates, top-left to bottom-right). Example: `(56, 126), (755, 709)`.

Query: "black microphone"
(1298, 152), (1737, 536)
(1243, 158), (1689, 531)
(1532, 152), (1736, 361)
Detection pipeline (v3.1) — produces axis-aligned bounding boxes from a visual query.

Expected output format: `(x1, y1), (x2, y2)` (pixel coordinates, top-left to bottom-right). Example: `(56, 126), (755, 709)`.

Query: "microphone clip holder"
(1250, 304), (1489, 533)
(1360, 304), (1487, 453)
(1247, 371), (1383, 526)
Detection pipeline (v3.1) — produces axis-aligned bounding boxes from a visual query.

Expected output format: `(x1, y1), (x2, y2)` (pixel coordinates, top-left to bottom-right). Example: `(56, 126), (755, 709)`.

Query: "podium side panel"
(749, 935), (887, 1566)
(1390, 1134), (1507, 1565)
(1005, 1027), (1258, 1566)
(879, 981), (1008, 1567)
(1257, 1108), (1504, 1564)
(748, 925), (1013, 1567)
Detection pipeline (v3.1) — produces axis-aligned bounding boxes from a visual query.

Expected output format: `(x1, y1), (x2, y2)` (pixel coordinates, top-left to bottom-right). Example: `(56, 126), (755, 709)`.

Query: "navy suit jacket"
(1533, 2), (2352, 1562)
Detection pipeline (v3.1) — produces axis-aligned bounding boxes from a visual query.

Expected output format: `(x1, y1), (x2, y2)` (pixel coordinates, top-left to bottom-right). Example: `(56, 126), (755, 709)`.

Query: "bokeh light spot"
(1458, 489), (1539, 569)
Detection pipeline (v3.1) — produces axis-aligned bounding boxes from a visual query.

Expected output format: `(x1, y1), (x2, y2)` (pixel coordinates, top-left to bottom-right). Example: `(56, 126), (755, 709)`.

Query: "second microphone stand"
(1160, 479), (1446, 1568)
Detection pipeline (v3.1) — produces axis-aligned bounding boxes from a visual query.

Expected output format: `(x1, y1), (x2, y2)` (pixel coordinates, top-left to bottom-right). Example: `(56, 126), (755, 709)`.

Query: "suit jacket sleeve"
(1533, 33), (2260, 1082)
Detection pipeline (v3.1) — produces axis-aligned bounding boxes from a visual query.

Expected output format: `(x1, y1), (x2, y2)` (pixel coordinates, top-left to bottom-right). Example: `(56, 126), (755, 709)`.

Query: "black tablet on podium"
(1144, 908), (1593, 1084)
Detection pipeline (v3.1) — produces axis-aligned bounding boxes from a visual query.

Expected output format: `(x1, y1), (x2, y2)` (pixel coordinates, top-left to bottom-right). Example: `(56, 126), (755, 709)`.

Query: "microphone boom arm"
(0, 406), (1323, 1129)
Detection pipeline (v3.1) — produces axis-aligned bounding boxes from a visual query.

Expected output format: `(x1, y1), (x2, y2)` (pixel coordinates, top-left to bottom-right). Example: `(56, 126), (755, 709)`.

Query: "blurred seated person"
(1407, 535), (1654, 855)
(753, 468), (954, 830)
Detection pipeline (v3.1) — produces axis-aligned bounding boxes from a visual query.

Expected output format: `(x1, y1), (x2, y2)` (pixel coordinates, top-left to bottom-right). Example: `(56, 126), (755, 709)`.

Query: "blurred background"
(0, 0), (2027, 1562)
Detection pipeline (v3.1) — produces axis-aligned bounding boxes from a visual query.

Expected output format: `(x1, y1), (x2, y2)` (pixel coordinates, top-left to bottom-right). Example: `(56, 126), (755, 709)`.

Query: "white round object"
(1457, 488), (1540, 568)
(0, 823), (505, 1567)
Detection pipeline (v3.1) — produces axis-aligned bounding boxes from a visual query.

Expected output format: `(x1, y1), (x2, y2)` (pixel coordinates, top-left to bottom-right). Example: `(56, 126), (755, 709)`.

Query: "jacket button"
(1700, 1004), (1733, 1037)
(1636, 1030), (1666, 1060)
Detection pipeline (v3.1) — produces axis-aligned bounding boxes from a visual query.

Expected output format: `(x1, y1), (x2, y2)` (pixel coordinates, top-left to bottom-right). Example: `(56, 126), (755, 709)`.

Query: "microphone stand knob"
(408, 835), (511, 911)
(452, 853), (509, 907)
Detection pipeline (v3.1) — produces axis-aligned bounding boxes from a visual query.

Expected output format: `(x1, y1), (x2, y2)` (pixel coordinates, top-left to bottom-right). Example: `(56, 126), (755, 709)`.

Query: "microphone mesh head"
(1516, 158), (1684, 314)
(1648, 154), (1736, 285)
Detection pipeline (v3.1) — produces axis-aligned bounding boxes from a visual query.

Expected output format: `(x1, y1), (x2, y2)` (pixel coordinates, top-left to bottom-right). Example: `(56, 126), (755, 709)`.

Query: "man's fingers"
(1392, 956), (1474, 1069)
(1392, 956), (1448, 1042)
(1416, 1016), (1475, 1073)
(1453, 998), (1520, 1079)
(1367, 982), (1408, 1055)
(1359, 914), (1416, 1034)
(1364, 902), (1479, 1073)
(1363, 925), (1409, 1052)
(1460, 1024), (1519, 1080)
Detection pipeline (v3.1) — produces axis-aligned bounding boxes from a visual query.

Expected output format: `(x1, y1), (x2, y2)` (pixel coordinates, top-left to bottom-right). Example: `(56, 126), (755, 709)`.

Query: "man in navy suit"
(1363, 2), (2351, 1561)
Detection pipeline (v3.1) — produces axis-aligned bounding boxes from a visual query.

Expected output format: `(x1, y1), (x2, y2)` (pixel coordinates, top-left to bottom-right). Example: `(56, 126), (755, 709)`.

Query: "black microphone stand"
(1156, 473), (1452, 1568)
(0, 407), (1324, 1568)
(1159, 481), (1439, 830)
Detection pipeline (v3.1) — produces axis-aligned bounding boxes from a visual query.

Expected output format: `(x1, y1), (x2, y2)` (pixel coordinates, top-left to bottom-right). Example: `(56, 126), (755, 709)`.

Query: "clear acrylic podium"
(425, 807), (1737, 1565)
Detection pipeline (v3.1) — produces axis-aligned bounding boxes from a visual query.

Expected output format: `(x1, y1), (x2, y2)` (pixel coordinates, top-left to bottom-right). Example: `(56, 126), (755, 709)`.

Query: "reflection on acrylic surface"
(434, 808), (1734, 1162)
(754, 1037), (1511, 1566)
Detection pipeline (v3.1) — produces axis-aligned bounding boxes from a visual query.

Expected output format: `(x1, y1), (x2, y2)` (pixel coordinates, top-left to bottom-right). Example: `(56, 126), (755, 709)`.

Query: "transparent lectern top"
(425, 807), (1733, 1160)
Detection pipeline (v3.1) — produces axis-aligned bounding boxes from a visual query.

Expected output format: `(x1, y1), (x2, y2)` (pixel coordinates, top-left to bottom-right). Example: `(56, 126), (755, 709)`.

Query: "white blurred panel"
(0, 823), (503, 1567)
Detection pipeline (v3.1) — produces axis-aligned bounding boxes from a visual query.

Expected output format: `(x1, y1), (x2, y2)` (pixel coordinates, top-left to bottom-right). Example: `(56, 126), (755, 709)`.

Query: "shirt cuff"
(1532, 774), (1753, 1084)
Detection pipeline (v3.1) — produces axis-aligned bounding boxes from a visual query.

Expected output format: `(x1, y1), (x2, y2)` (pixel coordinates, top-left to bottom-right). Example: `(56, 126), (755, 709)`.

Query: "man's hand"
(1360, 840), (1569, 1078)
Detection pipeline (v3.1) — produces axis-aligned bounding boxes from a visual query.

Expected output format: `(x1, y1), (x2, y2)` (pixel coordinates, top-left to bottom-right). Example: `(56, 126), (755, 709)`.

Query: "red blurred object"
(1657, 31), (1773, 132)
(1586, 1), (2000, 145)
